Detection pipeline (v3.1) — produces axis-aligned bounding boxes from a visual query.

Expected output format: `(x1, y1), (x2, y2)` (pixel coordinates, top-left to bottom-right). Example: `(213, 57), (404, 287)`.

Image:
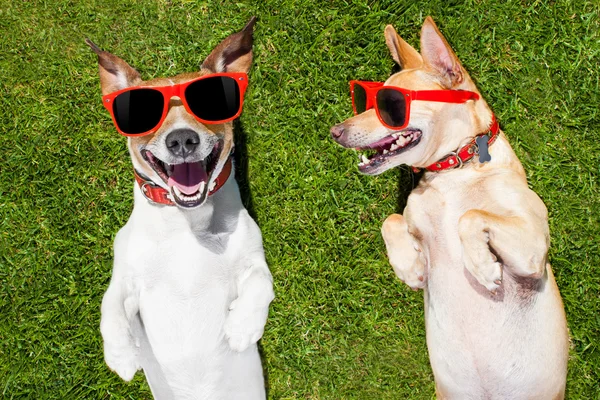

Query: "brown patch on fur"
(85, 39), (141, 95)
(510, 273), (544, 303)
(202, 17), (256, 73)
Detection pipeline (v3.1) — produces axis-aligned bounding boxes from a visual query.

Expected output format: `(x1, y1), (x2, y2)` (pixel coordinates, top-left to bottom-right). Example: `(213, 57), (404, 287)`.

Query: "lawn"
(0, 0), (598, 398)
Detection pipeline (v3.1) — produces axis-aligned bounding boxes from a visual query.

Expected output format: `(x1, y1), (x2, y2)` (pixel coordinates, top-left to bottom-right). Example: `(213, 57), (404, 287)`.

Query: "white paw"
(101, 318), (141, 381)
(224, 299), (268, 352)
(104, 339), (140, 381)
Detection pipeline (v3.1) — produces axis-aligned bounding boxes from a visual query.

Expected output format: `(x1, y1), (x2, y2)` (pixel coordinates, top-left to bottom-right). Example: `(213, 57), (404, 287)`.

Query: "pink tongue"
(167, 162), (207, 195)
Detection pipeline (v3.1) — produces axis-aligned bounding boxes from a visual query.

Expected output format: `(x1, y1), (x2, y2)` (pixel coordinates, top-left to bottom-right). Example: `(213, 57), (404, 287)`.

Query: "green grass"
(1, 0), (599, 398)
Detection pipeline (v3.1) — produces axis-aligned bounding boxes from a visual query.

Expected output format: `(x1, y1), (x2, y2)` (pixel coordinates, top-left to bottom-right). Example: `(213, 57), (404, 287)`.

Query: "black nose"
(330, 124), (345, 139)
(166, 129), (200, 158)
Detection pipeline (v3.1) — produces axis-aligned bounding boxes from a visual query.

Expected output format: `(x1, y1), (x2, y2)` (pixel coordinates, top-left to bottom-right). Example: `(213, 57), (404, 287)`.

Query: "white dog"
(87, 18), (274, 399)
(331, 17), (568, 399)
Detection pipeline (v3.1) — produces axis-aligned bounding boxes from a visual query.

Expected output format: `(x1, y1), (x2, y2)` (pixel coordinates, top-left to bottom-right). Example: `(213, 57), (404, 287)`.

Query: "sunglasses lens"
(112, 89), (164, 135)
(352, 84), (367, 114)
(376, 88), (407, 128)
(185, 76), (241, 122)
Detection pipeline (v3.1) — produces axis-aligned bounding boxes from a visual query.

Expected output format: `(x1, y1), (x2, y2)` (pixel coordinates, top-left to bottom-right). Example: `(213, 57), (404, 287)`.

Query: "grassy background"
(1, 0), (599, 398)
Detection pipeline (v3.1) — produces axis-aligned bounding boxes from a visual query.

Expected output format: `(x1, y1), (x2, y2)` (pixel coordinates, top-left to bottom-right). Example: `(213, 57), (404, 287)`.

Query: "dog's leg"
(381, 214), (426, 290)
(224, 254), (274, 352)
(458, 209), (549, 291)
(100, 275), (141, 381)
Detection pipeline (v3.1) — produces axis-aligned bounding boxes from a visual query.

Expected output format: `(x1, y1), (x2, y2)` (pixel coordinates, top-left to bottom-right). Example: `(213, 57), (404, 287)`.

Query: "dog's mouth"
(142, 141), (223, 208)
(357, 129), (422, 173)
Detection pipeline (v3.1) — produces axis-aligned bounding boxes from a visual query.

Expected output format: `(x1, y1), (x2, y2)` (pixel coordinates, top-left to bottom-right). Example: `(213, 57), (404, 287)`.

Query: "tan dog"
(331, 17), (568, 399)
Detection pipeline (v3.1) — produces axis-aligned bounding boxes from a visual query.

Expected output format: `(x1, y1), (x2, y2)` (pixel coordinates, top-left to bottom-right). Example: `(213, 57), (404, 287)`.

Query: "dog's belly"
(424, 252), (567, 399)
(140, 279), (231, 362)
(127, 230), (262, 394)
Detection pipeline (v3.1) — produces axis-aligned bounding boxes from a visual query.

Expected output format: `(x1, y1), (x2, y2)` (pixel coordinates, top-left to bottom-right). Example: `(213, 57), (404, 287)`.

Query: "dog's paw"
(101, 319), (141, 381)
(388, 252), (427, 290)
(382, 214), (426, 290)
(464, 256), (503, 292)
(392, 263), (427, 291)
(103, 339), (140, 381)
(224, 299), (268, 352)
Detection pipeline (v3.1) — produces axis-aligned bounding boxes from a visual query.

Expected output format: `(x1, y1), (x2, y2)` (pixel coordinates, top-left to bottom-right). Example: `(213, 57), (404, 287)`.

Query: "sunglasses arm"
(412, 90), (480, 103)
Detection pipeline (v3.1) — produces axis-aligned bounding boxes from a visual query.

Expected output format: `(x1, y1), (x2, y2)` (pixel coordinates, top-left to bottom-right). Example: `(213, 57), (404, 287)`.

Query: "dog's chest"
(407, 187), (470, 256)
(129, 228), (238, 297)
(407, 171), (494, 235)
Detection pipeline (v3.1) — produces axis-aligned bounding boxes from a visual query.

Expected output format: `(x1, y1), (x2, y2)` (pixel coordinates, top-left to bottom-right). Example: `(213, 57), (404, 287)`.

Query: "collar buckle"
(139, 180), (172, 205)
(447, 151), (464, 169)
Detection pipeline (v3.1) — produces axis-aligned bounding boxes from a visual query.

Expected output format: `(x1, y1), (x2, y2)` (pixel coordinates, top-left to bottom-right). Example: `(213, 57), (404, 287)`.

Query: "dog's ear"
(420, 16), (464, 88)
(201, 17), (256, 73)
(384, 25), (422, 69)
(85, 39), (142, 96)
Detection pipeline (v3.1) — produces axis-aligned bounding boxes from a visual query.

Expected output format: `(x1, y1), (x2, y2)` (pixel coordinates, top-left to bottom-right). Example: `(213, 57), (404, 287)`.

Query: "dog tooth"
(392, 133), (399, 139)
(361, 154), (370, 164)
(390, 144), (399, 151)
(199, 181), (206, 194)
(383, 149), (389, 154)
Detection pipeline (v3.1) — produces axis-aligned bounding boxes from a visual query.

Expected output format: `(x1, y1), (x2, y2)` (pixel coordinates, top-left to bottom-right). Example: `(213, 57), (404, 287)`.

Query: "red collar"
(421, 115), (499, 172)
(134, 158), (233, 206)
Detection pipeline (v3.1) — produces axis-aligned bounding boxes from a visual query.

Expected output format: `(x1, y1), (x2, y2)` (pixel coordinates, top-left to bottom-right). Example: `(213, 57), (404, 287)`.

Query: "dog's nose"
(330, 124), (345, 140)
(166, 129), (200, 158)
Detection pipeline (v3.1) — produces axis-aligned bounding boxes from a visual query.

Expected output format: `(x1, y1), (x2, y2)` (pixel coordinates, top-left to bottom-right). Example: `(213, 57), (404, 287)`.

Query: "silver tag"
(476, 135), (491, 163)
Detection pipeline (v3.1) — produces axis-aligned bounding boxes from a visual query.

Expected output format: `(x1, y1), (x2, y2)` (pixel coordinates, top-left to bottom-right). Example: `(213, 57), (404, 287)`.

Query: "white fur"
(100, 173), (274, 399)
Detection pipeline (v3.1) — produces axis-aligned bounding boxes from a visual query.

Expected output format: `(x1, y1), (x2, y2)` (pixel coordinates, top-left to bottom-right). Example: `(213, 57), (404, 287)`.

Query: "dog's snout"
(330, 124), (345, 140)
(166, 129), (200, 158)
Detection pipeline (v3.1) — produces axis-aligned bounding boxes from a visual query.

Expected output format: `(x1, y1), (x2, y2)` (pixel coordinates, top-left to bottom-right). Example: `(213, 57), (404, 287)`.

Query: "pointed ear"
(201, 17), (256, 73)
(420, 17), (464, 87)
(85, 39), (141, 95)
(384, 25), (422, 69)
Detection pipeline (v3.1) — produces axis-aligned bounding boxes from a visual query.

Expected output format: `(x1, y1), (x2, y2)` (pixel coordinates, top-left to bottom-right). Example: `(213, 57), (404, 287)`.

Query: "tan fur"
(384, 25), (423, 69)
(332, 17), (568, 399)
(420, 17), (464, 87)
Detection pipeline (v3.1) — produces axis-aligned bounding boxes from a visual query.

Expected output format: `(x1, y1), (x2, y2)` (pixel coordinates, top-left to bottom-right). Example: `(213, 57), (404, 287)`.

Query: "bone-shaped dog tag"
(476, 135), (491, 163)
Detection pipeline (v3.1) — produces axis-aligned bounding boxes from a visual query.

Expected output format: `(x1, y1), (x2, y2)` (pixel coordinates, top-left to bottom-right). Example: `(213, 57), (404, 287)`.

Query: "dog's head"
(88, 18), (256, 208)
(331, 17), (493, 175)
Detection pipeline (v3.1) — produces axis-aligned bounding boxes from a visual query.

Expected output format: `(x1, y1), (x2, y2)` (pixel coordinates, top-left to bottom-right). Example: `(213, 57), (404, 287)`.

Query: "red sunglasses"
(350, 80), (480, 130)
(102, 72), (249, 137)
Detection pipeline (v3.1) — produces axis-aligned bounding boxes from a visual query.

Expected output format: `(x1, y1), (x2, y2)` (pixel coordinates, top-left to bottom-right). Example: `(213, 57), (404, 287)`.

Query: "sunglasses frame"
(350, 80), (480, 130)
(102, 72), (249, 137)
